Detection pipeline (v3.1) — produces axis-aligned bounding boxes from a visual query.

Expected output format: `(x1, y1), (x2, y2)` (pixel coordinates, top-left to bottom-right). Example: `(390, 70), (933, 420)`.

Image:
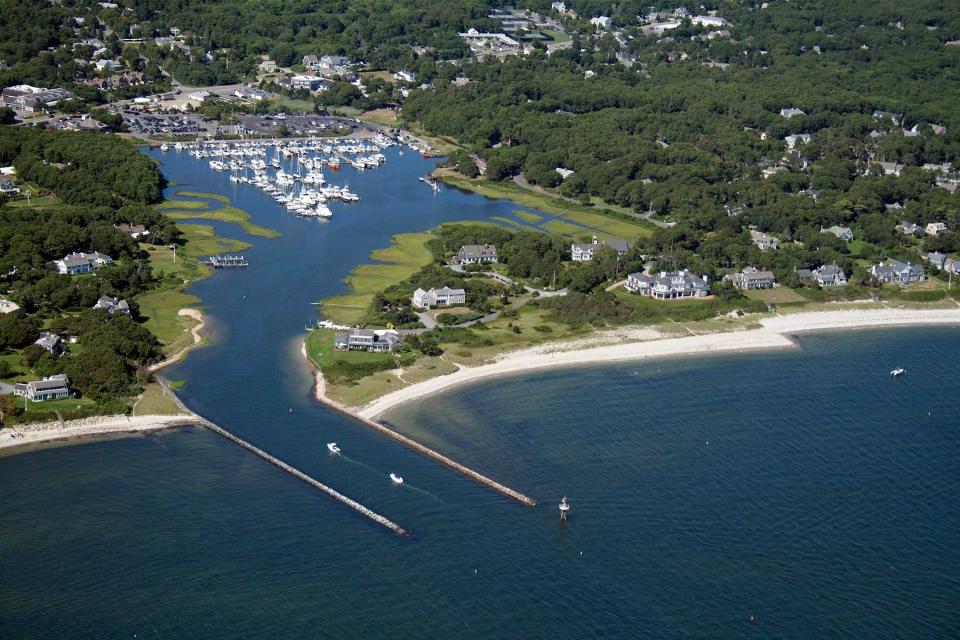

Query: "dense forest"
(0, 128), (177, 410)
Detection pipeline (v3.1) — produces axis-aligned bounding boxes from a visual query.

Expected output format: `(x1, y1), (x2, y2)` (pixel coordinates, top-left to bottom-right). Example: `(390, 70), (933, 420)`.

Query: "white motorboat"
(559, 496), (570, 520)
(390, 473), (404, 484)
(327, 442), (340, 454)
(160, 143), (169, 152)
(890, 367), (905, 377)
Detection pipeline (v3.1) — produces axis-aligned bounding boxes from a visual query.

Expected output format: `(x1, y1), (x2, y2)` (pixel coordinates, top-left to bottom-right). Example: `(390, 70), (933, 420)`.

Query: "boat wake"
(331, 452), (445, 504)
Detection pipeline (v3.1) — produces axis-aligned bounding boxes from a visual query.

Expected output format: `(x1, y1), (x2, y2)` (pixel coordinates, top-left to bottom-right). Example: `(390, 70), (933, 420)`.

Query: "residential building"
(691, 15), (728, 27)
(550, 1), (567, 13)
(333, 328), (403, 353)
(926, 251), (948, 270)
(289, 75), (324, 91)
(570, 236), (630, 262)
(95, 59), (123, 72)
(750, 230), (779, 251)
(412, 286), (467, 309)
(393, 70), (416, 83)
(896, 221), (921, 236)
(823, 225), (854, 241)
(926, 221), (948, 236)
(732, 267), (776, 289)
(625, 270), (710, 299)
(457, 244), (498, 265)
(779, 107), (806, 118)
(55, 251), (113, 275)
(812, 264), (847, 287)
(113, 223), (149, 238)
(0, 298), (22, 315)
(590, 16), (612, 29)
(870, 259), (925, 285)
(302, 54), (320, 70)
(93, 295), (131, 314)
(0, 179), (20, 195)
(35, 332), (63, 354)
(13, 374), (71, 402)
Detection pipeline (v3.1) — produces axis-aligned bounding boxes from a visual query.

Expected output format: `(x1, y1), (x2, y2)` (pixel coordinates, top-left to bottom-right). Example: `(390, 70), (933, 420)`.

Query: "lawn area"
(743, 287), (810, 305)
(6, 194), (60, 208)
(306, 329), (413, 386)
(439, 174), (653, 241)
(136, 287), (202, 354)
(325, 356), (459, 408)
(612, 289), (767, 323)
(543, 29), (571, 43)
(133, 383), (183, 416)
(360, 108), (400, 127)
(321, 231), (434, 325)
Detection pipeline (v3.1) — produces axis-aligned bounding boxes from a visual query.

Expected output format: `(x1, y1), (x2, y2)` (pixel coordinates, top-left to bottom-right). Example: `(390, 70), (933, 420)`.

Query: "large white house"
(730, 267), (776, 289)
(14, 374), (71, 402)
(55, 251), (113, 275)
(570, 236), (630, 262)
(625, 270), (709, 299)
(412, 286), (467, 309)
(812, 264), (847, 287)
(333, 328), (402, 353)
(926, 221), (948, 236)
(870, 259), (925, 285)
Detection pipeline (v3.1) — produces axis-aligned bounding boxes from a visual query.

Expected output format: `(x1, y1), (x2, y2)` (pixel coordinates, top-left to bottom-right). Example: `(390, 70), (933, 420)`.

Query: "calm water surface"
(1, 149), (958, 638)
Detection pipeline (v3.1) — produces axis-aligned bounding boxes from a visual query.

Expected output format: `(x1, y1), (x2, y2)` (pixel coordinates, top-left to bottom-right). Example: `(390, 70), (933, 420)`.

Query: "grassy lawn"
(133, 383), (183, 416)
(404, 121), (464, 156)
(325, 356), (459, 408)
(743, 287), (810, 304)
(305, 328), (414, 390)
(15, 396), (99, 418)
(438, 174), (653, 241)
(543, 29), (571, 43)
(136, 287), (202, 354)
(360, 108), (400, 127)
(6, 194), (60, 208)
(321, 231), (434, 325)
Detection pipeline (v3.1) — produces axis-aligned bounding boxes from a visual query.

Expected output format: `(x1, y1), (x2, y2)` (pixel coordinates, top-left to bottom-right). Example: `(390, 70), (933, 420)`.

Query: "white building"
(93, 295), (131, 315)
(570, 236), (630, 262)
(13, 374), (71, 402)
(625, 270), (709, 299)
(0, 298), (22, 315)
(55, 251), (113, 275)
(412, 286), (467, 309)
(750, 230), (779, 251)
(926, 222), (948, 236)
(590, 16), (612, 29)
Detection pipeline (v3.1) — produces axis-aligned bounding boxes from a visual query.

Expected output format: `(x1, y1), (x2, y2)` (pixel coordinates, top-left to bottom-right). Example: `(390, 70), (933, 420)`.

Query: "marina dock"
(200, 255), (249, 268)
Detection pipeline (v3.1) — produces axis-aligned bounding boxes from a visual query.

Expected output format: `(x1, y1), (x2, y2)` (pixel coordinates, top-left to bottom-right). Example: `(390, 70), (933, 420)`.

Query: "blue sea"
(1, 148), (958, 638)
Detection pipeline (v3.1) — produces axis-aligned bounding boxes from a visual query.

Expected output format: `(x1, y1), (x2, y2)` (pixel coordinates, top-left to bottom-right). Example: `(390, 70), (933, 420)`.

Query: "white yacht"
(390, 473), (404, 484)
(327, 442), (341, 454)
(890, 367), (905, 377)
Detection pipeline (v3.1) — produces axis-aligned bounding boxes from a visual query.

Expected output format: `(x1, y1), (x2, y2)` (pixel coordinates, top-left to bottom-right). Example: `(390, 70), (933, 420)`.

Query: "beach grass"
(156, 199), (208, 210)
(543, 219), (588, 238)
(133, 384), (182, 416)
(744, 287), (810, 304)
(164, 205), (280, 238)
(173, 190), (232, 205)
(491, 215), (527, 229)
(321, 231), (434, 325)
(438, 174), (653, 241)
(513, 210), (543, 223)
(136, 288), (203, 354)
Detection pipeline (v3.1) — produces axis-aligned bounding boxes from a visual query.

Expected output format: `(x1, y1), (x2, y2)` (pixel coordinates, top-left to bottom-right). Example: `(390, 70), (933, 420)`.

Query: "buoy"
(748, 615), (756, 625)
(289, 408), (293, 413)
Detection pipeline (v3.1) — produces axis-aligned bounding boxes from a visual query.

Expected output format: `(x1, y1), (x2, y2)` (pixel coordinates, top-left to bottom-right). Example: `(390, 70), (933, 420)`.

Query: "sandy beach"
(0, 414), (200, 454)
(352, 307), (960, 420)
(148, 308), (205, 373)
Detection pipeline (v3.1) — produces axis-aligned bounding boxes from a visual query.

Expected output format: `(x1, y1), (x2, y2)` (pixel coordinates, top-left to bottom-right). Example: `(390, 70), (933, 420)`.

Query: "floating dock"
(200, 254), (249, 268)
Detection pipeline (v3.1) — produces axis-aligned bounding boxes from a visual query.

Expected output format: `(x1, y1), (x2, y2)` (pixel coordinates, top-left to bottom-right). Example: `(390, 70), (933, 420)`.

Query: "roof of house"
(738, 267), (775, 281)
(815, 264), (844, 277)
(459, 244), (498, 257)
(435, 286), (466, 296)
(30, 375), (70, 391)
(629, 270), (708, 289)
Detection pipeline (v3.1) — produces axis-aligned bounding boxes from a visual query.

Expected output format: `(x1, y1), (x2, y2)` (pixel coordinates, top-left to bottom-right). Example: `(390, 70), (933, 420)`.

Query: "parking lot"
(122, 111), (216, 138)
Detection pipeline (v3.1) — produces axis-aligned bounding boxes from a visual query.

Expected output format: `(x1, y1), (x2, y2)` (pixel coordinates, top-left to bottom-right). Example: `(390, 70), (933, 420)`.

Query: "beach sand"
(0, 414), (199, 454)
(352, 308), (960, 420)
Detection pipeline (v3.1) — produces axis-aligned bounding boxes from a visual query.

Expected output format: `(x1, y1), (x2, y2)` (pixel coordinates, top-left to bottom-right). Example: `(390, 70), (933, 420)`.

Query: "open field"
(320, 231), (434, 325)
(133, 384), (182, 416)
(744, 287), (810, 304)
(360, 108), (400, 127)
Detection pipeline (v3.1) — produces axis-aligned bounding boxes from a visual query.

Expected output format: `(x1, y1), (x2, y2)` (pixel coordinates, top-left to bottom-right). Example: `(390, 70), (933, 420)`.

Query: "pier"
(323, 401), (537, 507)
(200, 254), (249, 268)
(157, 380), (409, 535)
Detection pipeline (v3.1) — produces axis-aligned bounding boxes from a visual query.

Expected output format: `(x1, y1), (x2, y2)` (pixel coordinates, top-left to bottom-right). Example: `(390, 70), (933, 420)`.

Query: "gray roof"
(435, 286), (466, 296)
(30, 376), (69, 391)
(815, 264), (845, 278)
(738, 267), (775, 281)
(459, 244), (497, 258)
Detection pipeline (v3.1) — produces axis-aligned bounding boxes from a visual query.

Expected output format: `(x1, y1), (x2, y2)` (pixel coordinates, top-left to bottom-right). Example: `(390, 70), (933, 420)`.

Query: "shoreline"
(148, 308), (206, 372)
(328, 308), (960, 420)
(0, 414), (200, 455)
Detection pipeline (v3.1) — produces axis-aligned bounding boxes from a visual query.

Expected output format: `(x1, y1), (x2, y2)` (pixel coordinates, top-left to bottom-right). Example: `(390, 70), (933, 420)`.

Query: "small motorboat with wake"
(890, 367), (905, 377)
(390, 473), (404, 485)
(327, 442), (341, 454)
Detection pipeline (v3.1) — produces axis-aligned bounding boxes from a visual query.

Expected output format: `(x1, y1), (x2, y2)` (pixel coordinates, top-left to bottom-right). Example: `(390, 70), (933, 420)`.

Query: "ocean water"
(1, 149), (958, 638)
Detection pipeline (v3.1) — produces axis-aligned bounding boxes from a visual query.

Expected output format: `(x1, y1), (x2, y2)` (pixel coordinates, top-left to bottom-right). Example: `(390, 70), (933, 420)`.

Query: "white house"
(333, 328), (402, 352)
(0, 298), (22, 315)
(750, 230), (779, 251)
(926, 221), (948, 236)
(691, 15), (728, 27)
(590, 16), (612, 29)
(55, 251), (113, 275)
(731, 267), (776, 289)
(93, 295), (131, 314)
(625, 270), (709, 299)
(393, 70), (416, 83)
(812, 264), (847, 287)
(870, 259), (925, 285)
(780, 107), (806, 118)
(570, 236), (630, 261)
(412, 286), (467, 309)
(457, 244), (498, 265)
(13, 374), (71, 402)
(35, 332), (63, 354)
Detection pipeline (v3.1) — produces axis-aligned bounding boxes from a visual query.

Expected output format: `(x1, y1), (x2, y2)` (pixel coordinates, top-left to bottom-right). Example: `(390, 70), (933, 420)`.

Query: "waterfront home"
(925, 221), (948, 236)
(457, 244), (498, 265)
(333, 328), (402, 353)
(570, 236), (631, 262)
(0, 298), (22, 315)
(870, 259), (925, 285)
(823, 225), (854, 241)
(55, 251), (113, 275)
(897, 221), (921, 236)
(93, 295), (131, 315)
(731, 267), (776, 289)
(750, 230), (779, 251)
(812, 264), (848, 287)
(412, 286), (467, 309)
(113, 223), (149, 238)
(35, 332), (63, 354)
(13, 374), (71, 402)
(926, 251), (948, 269)
(625, 270), (709, 299)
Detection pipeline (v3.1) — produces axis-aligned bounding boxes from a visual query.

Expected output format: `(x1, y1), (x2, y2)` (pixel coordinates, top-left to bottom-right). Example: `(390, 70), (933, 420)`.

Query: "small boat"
(159, 143), (169, 152)
(890, 367), (905, 377)
(390, 473), (404, 484)
(327, 442), (341, 454)
(559, 496), (570, 520)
